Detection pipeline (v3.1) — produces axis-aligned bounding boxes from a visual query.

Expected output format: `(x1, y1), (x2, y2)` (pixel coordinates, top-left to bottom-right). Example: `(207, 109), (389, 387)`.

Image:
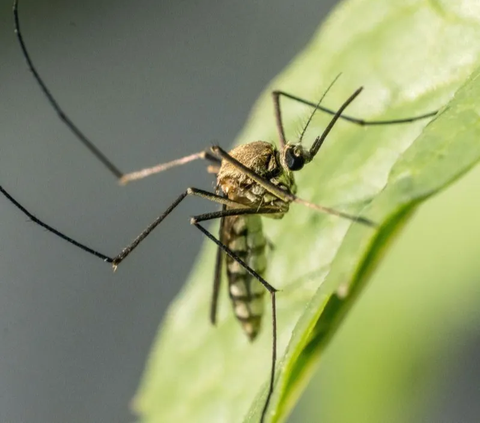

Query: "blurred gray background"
(0, 0), (340, 422)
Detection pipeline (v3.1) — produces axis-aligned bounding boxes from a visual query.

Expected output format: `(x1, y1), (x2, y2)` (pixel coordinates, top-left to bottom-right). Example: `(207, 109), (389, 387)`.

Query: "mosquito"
(3, 1), (438, 421)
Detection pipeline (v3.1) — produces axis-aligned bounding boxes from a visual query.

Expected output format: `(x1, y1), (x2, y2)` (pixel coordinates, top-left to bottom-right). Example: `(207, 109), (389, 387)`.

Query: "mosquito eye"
(285, 148), (305, 171)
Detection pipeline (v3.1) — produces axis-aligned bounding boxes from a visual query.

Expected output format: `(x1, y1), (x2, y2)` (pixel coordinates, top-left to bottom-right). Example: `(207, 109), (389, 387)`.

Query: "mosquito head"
(283, 143), (312, 171)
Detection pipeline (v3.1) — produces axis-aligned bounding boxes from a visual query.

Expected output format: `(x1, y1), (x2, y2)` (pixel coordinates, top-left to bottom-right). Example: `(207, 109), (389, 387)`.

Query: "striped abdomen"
(224, 214), (267, 341)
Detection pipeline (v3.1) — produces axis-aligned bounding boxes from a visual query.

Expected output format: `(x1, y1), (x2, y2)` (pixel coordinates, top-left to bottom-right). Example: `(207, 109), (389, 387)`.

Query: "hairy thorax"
(216, 141), (296, 215)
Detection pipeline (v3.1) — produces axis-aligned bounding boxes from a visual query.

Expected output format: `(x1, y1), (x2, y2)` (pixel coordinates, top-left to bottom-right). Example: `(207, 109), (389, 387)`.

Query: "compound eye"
(285, 147), (305, 171)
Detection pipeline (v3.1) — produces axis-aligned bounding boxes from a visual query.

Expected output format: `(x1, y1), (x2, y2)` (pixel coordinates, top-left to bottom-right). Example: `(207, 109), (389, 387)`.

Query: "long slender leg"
(0, 184), (244, 266)
(210, 205), (225, 326)
(272, 89), (288, 149)
(1, 185), (114, 262)
(192, 207), (280, 224)
(111, 188), (244, 268)
(193, 222), (277, 423)
(309, 87), (363, 157)
(273, 90), (438, 127)
(119, 150), (221, 185)
(13, 0), (123, 179)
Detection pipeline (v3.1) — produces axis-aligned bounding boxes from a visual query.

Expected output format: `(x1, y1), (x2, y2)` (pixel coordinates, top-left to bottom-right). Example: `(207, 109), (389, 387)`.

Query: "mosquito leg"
(263, 292), (277, 423)
(210, 205), (225, 326)
(272, 90), (288, 149)
(1, 182), (243, 266)
(119, 150), (222, 185)
(0, 185), (114, 262)
(273, 90), (438, 126)
(192, 207), (280, 224)
(309, 87), (363, 157)
(193, 222), (277, 423)
(13, 0), (123, 179)
(111, 188), (245, 268)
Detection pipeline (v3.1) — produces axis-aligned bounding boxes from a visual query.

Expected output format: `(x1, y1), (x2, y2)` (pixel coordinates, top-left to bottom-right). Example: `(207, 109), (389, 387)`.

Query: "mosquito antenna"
(298, 73), (342, 144)
(13, 0), (123, 179)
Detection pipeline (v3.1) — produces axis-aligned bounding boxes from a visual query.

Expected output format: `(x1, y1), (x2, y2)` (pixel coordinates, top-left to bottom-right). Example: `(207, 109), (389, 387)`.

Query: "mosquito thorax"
(217, 141), (296, 207)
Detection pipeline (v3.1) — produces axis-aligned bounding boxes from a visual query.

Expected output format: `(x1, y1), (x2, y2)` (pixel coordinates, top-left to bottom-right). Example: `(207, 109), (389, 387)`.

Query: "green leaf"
(133, 1), (480, 422)
(295, 129), (480, 423)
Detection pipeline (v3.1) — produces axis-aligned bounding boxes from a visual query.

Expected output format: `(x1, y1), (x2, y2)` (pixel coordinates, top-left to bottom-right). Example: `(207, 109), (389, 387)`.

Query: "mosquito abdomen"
(225, 214), (267, 341)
